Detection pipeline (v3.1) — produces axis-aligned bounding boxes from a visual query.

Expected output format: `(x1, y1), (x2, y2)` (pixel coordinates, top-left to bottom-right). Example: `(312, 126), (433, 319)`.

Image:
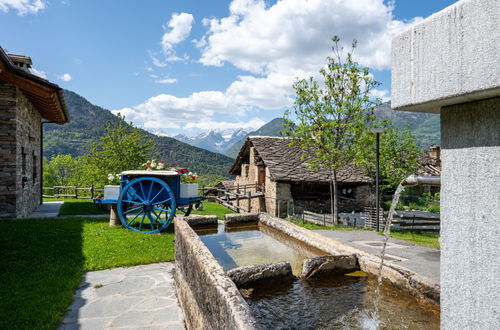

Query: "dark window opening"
(33, 151), (37, 184)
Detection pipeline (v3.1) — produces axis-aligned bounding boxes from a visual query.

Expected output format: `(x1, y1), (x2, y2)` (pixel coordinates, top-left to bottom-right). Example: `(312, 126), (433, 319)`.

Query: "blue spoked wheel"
(117, 177), (176, 234)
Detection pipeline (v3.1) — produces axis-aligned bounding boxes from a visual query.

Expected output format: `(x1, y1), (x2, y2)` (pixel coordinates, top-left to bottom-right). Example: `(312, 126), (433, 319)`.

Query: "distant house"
(418, 144), (441, 177)
(229, 136), (373, 217)
(0, 47), (68, 218)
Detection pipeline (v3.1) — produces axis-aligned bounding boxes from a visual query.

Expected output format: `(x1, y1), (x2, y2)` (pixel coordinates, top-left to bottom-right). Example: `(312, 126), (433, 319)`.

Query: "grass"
(58, 199), (109, 216)
(389, 231), (440, 249)
(287, 218), (440, 249)
(0, 217), (174, 329)
(191, 201), (235, 219)
(286, 217), (364, 231)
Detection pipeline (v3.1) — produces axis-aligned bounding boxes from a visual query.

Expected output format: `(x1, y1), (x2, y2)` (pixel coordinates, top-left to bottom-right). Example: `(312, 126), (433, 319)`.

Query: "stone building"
(229, 136), (373, 217)
(0, 47), (68, 218)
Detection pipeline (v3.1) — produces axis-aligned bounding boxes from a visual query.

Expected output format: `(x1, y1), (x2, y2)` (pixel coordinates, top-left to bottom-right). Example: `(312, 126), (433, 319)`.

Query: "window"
(33, 151), (37, 184)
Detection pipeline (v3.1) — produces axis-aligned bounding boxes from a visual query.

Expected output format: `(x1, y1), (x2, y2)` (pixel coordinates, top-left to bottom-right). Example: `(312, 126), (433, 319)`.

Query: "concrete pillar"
(391, 0), (500, 328)
(440, 98), (500, 328)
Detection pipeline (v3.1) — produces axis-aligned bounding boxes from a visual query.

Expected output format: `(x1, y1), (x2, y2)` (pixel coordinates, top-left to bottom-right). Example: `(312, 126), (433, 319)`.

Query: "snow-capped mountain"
(173, 128), (253, 154)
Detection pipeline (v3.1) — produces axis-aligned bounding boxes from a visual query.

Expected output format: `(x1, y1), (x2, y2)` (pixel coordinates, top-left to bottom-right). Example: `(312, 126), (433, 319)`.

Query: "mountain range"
(44, 91), (440, 180)
(172, 104), (440, 158)
(173, 128), (252, 154)
(43, 90), (235, 177)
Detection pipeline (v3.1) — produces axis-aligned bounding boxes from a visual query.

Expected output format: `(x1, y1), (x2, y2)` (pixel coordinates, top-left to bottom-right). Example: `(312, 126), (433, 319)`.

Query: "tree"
(43, 154), (81, 187)
(283, 36), (380, 223)
(355, 121), (421, 195)
(81, 114), (155, 186)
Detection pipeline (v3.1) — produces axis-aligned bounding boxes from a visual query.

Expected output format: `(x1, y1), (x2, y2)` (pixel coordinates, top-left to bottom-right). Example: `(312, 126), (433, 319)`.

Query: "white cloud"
(371, 88), (391, 102)
(112, 91), (242, 131)
(0, 0), (45, 15)
(156, 78), (178, 84)
(30, 67), (47, 79)
(148, 51), (167, 67)
(161, 12), (194, 60)
(57, 73), (72, 82)
(125, 0), (421, 133)
(200, 0), (419, 73)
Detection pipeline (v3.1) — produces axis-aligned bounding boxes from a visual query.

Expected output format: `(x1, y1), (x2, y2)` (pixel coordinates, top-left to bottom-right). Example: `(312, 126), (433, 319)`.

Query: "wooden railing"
(391, 213), (440, 232)
(202, 184), (264, 213)
(43, 185), (104, 199)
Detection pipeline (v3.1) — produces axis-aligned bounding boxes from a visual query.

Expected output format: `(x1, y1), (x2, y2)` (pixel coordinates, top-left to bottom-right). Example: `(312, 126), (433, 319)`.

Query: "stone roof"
(417, 153), (441, 176)
(229, 136), (372, 184)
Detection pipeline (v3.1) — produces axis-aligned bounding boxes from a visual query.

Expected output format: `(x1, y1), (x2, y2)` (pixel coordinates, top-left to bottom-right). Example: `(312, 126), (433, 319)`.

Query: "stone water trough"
(174, 213), (439, 329)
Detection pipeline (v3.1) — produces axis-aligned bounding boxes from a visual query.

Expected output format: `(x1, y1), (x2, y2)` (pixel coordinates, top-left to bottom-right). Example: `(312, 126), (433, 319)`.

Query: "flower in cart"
(157, 163), (165, 170)
(107, 173), (115, 181)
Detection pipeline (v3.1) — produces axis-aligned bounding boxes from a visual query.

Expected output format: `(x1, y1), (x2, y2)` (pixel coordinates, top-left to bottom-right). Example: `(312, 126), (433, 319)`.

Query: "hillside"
(224, 117), (289, 158)
(222, 104), (440, 158)
(373, 102), (440, 148)
(43, 90), (234, 177)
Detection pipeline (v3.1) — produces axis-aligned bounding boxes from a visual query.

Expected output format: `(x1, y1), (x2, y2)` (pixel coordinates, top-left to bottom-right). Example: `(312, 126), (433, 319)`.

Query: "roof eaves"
(0, 46), (69, 124)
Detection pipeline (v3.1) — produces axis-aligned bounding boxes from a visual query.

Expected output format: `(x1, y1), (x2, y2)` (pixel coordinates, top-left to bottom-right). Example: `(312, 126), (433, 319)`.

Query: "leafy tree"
(81, 114), (155, 186)
(43, 154), (81, 186)
(355, 121), (421, 195)
(283, 36), (380, 223)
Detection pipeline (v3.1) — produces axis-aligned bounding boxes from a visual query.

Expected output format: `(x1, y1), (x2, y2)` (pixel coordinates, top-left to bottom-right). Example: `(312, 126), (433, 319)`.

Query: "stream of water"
(372, 183), (406, 328)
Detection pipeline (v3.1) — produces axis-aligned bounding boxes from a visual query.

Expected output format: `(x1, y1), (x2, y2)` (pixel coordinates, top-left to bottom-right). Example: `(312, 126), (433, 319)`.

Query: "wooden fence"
(363, 207), (440, 232)
(43, 185), (104, 199)
(202, 184), (264, 213)
(361, 207), (385, 229)
(391, 212), (440, 232)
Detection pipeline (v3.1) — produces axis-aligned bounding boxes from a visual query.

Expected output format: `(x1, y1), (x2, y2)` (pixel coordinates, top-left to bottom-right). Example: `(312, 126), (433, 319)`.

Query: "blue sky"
(1, 0), (456, 135)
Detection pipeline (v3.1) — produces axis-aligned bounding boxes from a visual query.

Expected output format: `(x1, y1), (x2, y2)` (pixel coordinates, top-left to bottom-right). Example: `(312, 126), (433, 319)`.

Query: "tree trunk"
(330, 169), (339, 225)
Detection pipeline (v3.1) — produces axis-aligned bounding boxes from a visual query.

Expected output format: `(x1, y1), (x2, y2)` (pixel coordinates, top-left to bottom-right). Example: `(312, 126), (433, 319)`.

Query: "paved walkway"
(30, 201), (64, 217)
(59, 263), (184, 330)
(313, 230), (440, 282)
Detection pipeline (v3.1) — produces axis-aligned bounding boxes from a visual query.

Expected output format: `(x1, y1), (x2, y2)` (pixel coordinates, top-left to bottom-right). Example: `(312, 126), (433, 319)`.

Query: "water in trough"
(194, 222), (439, 329)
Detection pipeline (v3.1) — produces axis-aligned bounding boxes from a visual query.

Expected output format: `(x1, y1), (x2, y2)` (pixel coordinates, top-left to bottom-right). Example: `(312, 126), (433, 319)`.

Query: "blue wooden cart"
(96, 170), (204, 234)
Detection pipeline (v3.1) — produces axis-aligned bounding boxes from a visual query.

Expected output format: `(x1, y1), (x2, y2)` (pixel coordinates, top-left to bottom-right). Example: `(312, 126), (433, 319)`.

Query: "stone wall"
(0, 82), (42, 218)
(259, 213), (440, 305)
(440, 97), (500, 329)
(174, 218), (262, 330)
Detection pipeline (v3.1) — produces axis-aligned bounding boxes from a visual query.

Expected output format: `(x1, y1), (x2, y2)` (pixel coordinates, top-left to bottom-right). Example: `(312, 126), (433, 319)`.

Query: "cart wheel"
(177, 204), (193, 217)
(117, 177), (176, 234)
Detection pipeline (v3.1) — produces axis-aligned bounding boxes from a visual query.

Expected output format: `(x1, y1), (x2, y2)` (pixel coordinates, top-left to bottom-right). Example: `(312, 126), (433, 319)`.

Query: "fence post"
(75, 186), (78, 199)
(323, 213), (326, 226)
(247, 192), (251, 213)
(277, 200), (280, 218)
(91, 184), (94, 199)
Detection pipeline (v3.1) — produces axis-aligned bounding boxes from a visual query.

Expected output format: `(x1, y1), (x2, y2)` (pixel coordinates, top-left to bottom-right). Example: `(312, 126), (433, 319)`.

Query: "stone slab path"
(313, 230), (440, 283)
(59, 263), (184, 330)
(30, 201), (64, 218)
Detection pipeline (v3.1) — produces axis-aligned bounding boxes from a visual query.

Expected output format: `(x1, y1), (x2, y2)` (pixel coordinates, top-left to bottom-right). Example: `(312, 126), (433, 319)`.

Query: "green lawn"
(389, 231), (440, 249)
(58, 199), (109, 216)
(287, 217), (364, 231)
(191, 201), (235, 219)
(0, 217), (174, 329)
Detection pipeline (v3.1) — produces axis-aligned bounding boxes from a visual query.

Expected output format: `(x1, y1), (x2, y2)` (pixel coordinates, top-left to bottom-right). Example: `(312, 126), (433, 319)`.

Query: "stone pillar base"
(109, 205), (120, 227)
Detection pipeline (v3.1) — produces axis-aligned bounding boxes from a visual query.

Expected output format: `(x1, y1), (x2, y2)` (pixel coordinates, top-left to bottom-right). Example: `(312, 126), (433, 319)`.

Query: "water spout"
(401, 175), (440, 187)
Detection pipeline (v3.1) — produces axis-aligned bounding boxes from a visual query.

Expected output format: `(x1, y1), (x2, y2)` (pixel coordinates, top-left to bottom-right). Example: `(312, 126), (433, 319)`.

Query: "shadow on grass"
(0, 217), (84, 329)
(0, 217), (176, 329)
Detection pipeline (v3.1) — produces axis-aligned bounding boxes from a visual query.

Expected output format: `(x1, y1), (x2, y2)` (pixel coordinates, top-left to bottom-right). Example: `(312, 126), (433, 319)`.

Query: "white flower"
(108, 174), (115, 181)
